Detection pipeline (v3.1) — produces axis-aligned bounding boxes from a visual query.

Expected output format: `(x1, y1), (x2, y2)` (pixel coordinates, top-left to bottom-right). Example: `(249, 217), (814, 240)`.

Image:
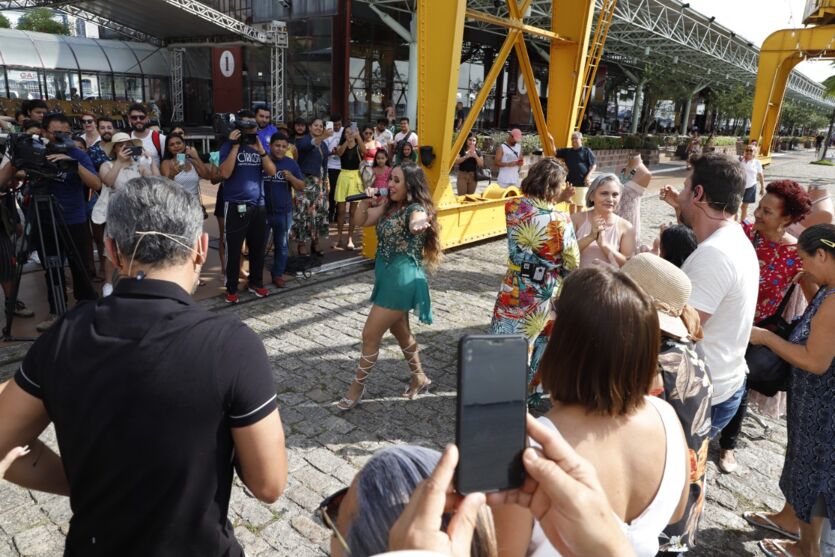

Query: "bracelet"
(260, 153), (268, 158)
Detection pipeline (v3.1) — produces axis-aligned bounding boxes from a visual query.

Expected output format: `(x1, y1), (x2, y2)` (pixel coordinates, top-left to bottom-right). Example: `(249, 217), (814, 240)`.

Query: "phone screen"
(325, 121), (334, 131)
(456, 334), (527, 494)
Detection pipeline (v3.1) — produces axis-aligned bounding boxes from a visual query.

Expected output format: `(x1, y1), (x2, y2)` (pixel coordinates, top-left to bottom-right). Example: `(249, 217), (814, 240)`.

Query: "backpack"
(151, 130), (162, 159)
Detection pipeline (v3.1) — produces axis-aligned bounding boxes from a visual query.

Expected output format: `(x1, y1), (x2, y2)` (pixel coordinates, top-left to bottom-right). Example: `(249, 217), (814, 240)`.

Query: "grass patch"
(811, 159), (834, 166)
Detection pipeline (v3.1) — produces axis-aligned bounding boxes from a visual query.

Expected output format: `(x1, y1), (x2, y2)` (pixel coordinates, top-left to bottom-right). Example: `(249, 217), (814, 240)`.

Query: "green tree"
(16, 8), (68, 35)
(0, 13), (11, 29)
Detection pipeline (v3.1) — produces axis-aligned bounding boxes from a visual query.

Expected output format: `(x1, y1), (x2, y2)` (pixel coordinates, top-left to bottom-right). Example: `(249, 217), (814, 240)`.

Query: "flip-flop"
(758, 538), (798, 557)
(744, 512), (800, 541)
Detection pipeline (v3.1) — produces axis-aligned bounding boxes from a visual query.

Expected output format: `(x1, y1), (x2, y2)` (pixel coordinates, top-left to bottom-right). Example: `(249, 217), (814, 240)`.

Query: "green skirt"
(371, 254), (433, 324)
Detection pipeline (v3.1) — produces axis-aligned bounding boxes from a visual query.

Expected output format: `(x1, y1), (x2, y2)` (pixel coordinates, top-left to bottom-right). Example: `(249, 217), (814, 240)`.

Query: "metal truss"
(170, 48), (184, 123)
(359, 0), (832, 108)
(62, 5), (161, 44)
(161, 0), (269, 43)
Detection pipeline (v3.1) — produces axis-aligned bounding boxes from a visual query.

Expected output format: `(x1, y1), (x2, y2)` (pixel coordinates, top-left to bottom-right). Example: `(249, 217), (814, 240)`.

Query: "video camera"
(213, 112), (259, 146)
(5, 132), (78, 181)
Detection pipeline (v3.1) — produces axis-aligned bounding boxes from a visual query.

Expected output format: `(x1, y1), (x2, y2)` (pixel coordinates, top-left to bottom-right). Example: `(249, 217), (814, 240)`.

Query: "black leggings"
(224, 203), (266, 293)
(719, 386), (750, 450)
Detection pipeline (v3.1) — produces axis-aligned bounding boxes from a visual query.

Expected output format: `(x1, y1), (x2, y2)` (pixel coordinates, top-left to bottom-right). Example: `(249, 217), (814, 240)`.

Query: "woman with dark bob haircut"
(493, 266), (689, 557)
(489, 158), (579, 404)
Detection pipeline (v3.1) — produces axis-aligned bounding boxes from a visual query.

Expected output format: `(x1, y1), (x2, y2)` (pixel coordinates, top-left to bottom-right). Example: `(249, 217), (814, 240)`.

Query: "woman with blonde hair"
(571, 173), (634, 268)
(337, 163), (442, 410)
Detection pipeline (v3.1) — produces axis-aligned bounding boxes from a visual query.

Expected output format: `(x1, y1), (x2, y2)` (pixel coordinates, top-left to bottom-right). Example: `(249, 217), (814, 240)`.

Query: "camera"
(5, 132), (77, 181)
(213, 112), (259, 146)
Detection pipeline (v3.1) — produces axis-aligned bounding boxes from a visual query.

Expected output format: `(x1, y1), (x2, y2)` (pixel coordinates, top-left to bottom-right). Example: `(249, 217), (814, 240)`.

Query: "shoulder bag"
(745, 283), (797, 397)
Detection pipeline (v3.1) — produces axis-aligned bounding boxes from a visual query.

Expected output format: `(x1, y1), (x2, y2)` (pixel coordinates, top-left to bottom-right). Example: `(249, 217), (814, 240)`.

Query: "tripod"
(3, 179), (95, 342)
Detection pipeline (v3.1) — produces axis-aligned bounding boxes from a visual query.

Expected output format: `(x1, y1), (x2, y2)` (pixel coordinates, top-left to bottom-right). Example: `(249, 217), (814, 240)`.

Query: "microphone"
(345, 188), (388, 203)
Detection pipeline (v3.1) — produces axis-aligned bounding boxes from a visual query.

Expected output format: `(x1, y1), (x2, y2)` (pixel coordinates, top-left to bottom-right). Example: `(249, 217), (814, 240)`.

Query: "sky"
(687, 0), (832, 84)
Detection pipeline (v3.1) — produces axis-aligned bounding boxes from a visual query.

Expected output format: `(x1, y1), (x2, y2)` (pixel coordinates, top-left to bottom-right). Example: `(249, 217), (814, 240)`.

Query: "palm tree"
(820, 62), (835, 161)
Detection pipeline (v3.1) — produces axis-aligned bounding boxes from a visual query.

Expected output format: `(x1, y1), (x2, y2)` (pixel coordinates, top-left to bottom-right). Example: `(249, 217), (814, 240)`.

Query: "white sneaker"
(719, 449), (738, 473)
(102, 283), (113, 297)
(36, 314), (57, 332)
(29, 252), (41, 265)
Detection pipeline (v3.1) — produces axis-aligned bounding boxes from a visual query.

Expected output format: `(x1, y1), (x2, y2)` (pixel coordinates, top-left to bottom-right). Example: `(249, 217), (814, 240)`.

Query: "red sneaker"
(248, 286), (269, 298)
(273, 277), (286, 288)
(225, 292), (239, 304)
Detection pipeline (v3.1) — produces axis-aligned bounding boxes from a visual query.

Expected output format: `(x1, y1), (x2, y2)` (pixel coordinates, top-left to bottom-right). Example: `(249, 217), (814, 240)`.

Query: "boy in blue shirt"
(263, 133), (304, 288)
(218, 110), (277, 303)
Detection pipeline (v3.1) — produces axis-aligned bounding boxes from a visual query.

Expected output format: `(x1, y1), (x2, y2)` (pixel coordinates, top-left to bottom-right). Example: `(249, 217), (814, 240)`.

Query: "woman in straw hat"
(95, 132), (159, 296)
(623, 253), (712, 554)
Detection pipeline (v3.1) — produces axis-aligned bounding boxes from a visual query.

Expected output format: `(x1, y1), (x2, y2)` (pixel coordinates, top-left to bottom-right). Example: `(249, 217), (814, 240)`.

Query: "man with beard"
(87, 117), (115, 172)
(128, 103), (164, 170)
(254, 106), (278, 151)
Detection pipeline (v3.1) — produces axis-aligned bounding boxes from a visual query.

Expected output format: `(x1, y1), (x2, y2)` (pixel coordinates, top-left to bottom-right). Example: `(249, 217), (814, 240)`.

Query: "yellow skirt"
(334, 169), (364, 202)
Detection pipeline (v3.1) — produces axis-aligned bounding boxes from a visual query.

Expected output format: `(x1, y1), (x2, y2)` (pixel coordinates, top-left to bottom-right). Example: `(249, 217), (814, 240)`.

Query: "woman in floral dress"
(294, 118), (331, 255)
(489, 158), (579, 393)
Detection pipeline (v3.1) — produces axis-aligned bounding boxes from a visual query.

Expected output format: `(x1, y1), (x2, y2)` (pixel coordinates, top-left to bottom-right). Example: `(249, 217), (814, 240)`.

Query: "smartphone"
(176, 153), (186, 166)
(325, 121), (334, 131)
(128, 145), (143, 157)
(455, 334), (528, 494)
(350, 122), (358, 134)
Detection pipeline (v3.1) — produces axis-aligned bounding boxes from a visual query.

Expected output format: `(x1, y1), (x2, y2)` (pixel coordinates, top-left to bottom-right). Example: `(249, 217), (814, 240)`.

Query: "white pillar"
(406, 15), (418, 126)
(680, 96), (692, 134)
(629, 79), (645, 134)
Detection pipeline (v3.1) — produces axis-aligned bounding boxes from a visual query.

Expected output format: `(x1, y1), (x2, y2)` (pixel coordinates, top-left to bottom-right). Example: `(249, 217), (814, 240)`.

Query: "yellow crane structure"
(363, 0), (607, 258)
(749, 0), (835, 162)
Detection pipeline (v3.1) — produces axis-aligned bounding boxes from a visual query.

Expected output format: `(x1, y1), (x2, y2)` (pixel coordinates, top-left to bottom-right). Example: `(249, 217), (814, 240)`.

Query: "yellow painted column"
(750, 25), (835, 159)
(547, 0), (596, 148)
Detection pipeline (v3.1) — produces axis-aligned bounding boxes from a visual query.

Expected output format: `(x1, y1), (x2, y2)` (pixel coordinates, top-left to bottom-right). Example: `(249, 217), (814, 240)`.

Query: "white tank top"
(174, 165), (200, 197)
(527, 396), (686, 557)
(497, 143), (521, 186)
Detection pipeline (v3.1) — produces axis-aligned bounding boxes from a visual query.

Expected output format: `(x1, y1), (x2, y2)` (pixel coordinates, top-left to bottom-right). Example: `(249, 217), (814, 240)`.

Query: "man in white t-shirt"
(128, 103), (164, 171)
(373, 118), (394, 152)
(739, 143), (764, 222)
(392, 117), (419, 159)
(661, 152), (758, 441)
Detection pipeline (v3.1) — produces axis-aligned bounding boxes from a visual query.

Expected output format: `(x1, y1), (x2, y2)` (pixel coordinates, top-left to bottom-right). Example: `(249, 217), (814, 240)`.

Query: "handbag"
(745, 283), (797, 397)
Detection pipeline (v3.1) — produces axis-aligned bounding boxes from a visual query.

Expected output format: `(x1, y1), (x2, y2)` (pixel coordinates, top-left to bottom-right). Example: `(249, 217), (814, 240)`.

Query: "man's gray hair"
(347, 445), (496, 557)
(106, 176), (202, 267)
(571, 131), (583, 139)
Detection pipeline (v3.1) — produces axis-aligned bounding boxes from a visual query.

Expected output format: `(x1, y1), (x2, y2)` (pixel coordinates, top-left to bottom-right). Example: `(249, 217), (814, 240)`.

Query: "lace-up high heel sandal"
(401, 341), (432, 399)
(337, 351), (378, 411)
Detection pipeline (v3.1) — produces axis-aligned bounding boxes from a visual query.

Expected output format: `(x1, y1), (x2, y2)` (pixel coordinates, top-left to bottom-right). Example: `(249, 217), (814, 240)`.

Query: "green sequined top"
(375, 203), (427, 263)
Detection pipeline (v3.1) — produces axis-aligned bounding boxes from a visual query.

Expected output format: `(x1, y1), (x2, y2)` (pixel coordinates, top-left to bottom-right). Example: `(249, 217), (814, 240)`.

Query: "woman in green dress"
(337, 162), (442, 410)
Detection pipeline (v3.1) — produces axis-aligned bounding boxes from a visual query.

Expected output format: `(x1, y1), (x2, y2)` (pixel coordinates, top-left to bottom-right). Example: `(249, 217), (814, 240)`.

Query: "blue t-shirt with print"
(264, 157), (303, 214)
(218, 141), (265, 205)
(46, 147), (96, 225)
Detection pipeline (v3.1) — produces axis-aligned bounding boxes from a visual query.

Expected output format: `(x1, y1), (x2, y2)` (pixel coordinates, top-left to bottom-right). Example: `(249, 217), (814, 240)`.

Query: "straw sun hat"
(621, 253), (692, 341)
(102, 132), (142, 157)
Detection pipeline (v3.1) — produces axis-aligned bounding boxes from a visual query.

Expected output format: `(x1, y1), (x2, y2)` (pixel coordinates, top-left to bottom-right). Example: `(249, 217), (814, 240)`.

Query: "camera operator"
(218, 109), (276, 303)
(0, 113), (101, 331)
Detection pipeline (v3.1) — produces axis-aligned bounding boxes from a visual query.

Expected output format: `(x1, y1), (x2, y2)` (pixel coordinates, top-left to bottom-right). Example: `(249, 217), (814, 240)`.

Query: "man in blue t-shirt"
(218, 109), (277, 303)
(255, 107), (278, 152)
(263, 133), (304, 288)
(0, 113), (101, 331)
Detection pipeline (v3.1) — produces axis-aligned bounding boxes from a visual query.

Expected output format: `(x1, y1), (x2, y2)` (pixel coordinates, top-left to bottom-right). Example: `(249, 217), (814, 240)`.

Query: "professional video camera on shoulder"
(213, 111), (259, 146)
(6, 131), (78, 181)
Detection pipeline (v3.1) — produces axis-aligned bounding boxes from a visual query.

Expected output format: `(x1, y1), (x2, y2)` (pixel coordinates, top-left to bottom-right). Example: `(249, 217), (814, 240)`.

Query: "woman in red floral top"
(718, 180), (811, 474)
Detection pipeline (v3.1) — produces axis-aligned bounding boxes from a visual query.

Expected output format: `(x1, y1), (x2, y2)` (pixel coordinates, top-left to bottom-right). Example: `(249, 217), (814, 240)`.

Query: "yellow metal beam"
(465, 8), (574, 44)
(547, 0), (596, 148)
(749, 25), (834, 159)
(449, 29), (520, 171)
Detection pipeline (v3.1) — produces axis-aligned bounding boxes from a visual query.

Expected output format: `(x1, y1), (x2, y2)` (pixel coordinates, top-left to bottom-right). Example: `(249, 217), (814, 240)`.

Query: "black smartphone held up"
(455, 334), (528, 494)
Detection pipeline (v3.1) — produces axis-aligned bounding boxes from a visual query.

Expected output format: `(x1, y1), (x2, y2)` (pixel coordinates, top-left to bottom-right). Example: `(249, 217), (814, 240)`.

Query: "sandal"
(401, 341), (432, 399)
(743, 512), (800, 541)
(758, 539), (800, 557)
(337, 351), (378, 411)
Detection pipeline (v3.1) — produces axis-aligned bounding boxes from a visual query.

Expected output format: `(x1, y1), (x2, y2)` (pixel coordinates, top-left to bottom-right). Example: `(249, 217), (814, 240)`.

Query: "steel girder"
(357, 0), (833, 108)
(170, 48), (185, 122)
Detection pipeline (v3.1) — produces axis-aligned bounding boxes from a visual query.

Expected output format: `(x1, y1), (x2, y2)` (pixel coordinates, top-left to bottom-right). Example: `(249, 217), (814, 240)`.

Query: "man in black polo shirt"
(556, 131), (598, 188)
(0, 177), (288, 557)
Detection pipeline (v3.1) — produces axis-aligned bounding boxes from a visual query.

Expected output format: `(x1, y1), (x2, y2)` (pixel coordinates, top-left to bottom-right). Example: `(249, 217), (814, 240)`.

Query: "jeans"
(709, 380), (747, 440)
(267, 212), (292, 279)
(719, 386), (750, 450)
(823, 519), (835, 557)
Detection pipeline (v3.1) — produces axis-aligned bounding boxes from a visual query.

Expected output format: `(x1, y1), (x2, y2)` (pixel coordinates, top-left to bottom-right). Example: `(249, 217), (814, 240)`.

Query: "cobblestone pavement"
(0, 150), (830, 556)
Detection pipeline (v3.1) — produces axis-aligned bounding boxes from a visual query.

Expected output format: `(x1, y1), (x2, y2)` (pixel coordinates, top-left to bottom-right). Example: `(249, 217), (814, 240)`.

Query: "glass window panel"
(44, 71), (71, 100)
(6, 68), (43, 100)
(125, 77), (143, 102)
(65, 39), (111, 72)
(100, 41), (142, 74)
(99, 74), (115, 100)
(33, 35), (77, 71)
(0, 29), (39, 67)
(131, 45), (170, 76)
(285, 18), (332, 122)
(113, 75), (128, 100)
(81, 74), (100, 99)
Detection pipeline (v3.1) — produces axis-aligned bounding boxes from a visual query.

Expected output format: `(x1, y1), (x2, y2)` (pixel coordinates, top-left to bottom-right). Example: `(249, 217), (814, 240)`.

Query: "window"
(99, 74), (115, 100)
(81, 73), (100, 99)
(6, 68), (43, 100)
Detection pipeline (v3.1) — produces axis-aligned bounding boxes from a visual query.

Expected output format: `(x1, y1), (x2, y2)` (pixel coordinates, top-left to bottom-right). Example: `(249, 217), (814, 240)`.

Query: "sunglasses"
(318, 487), (350, 554)
(82, 118), (95, 124)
